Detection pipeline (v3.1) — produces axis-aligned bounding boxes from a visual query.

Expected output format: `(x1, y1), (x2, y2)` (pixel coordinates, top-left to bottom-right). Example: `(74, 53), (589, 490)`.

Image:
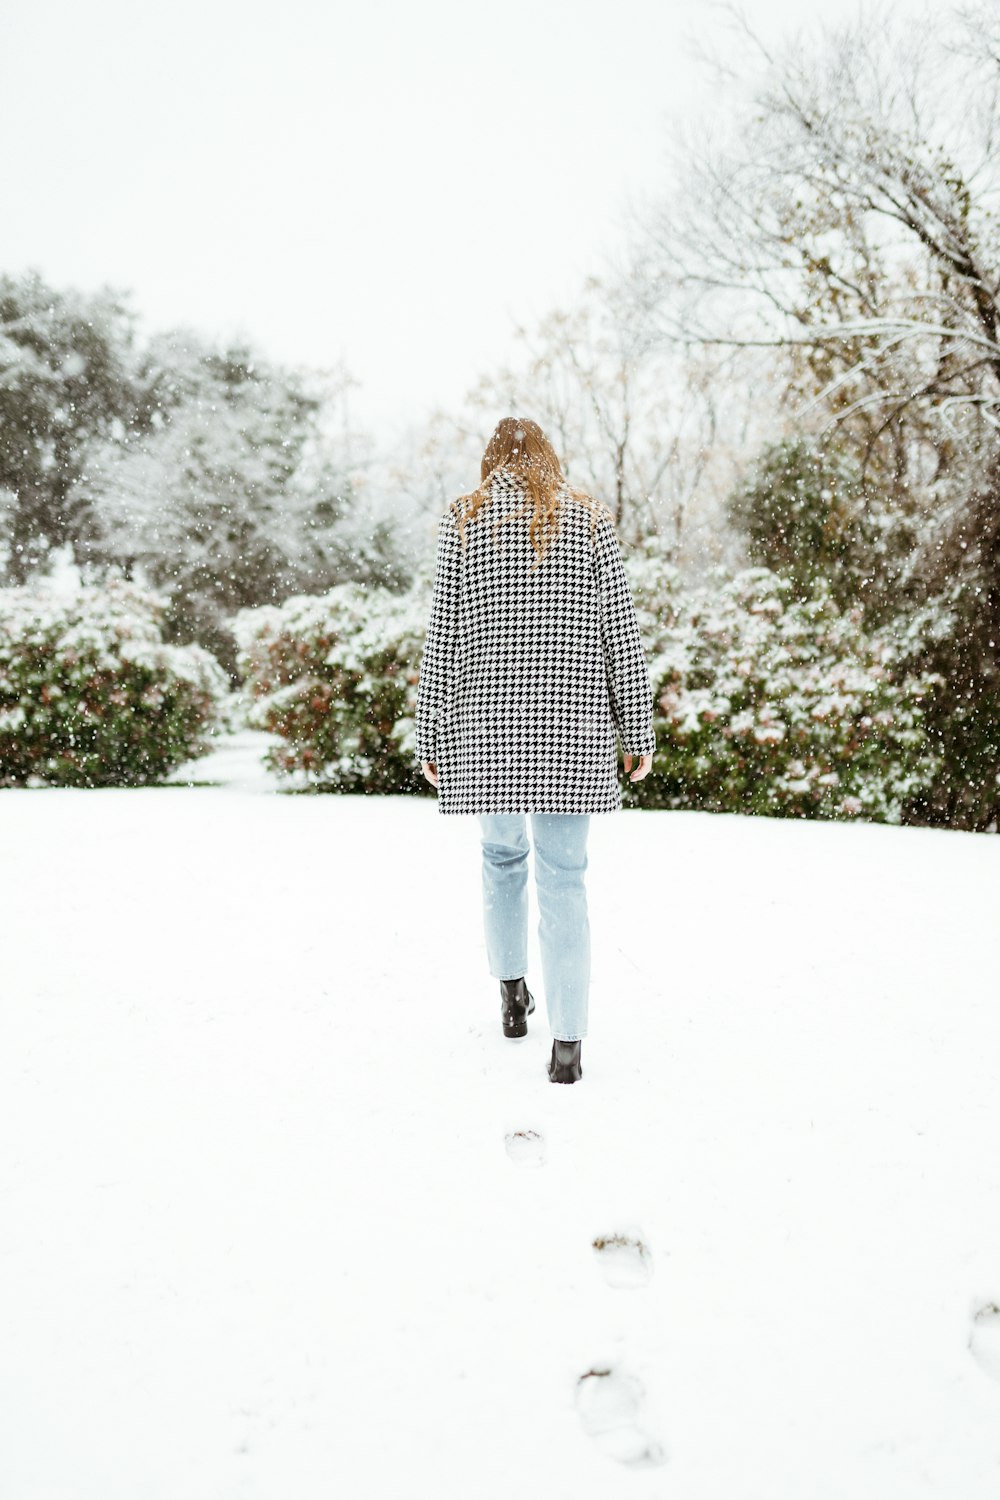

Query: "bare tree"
(639, 2), (1000, 488)
(452, 273), (743, 567)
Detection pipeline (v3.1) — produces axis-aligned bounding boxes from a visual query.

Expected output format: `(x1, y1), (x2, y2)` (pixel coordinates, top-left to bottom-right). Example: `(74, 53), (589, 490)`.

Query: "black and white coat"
(413, 468), (656, 814)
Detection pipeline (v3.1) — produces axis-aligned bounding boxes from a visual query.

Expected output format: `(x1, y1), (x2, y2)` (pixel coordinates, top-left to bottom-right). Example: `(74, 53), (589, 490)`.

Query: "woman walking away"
(413, 417), (655, 1084)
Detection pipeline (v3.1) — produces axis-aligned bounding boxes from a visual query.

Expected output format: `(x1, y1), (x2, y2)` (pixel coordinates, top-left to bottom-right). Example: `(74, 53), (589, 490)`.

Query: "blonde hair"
(450, 416), (607, 574)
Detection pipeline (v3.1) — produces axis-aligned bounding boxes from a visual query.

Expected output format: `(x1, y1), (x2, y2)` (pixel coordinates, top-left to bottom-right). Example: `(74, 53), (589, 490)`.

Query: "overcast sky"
(2, 0), (935, 439)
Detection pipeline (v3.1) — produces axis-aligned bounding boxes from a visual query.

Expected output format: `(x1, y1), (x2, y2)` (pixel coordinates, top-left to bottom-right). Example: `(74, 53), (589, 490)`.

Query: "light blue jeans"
(478, 812), (592, 1042)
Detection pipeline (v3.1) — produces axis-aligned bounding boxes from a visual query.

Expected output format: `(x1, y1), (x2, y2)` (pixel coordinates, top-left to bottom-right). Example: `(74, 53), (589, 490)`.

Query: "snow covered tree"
(641, 4), (1000, 474)
(72, 335), (380, 675)
(0, 269), (142, 583)
(899, 451), (1000, 829)
(458, 275), (741, 566)
(634, 0), (1000, 826)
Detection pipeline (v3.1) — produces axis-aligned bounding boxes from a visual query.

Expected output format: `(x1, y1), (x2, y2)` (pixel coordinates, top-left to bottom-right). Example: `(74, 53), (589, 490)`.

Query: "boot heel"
(548, 1039), (582, 1083)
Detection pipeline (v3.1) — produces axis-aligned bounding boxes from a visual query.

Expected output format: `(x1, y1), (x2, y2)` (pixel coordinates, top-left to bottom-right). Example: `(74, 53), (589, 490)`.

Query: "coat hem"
(437, 804), (622, 814)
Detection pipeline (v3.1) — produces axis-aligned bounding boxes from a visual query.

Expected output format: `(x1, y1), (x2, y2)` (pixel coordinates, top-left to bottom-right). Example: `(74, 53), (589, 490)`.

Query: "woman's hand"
(623, 751), (653, 783)
(422, 760), (439, 787)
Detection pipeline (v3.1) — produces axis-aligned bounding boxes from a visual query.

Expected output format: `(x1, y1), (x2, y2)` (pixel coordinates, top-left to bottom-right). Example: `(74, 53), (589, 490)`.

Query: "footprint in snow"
(970, 1302), (1000, 1383)
(575, 1366), (667, 1468)
(592, 1231), (653, 1289)
(504, 1129), (546, 1167)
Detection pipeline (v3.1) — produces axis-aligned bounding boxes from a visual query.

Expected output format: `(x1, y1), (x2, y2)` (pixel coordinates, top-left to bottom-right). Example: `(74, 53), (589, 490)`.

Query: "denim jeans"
(478, 812), (592, 1042)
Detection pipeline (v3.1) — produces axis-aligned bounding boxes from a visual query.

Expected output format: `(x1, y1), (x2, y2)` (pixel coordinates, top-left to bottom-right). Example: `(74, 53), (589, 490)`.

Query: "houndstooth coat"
(413, 468), (656, 814)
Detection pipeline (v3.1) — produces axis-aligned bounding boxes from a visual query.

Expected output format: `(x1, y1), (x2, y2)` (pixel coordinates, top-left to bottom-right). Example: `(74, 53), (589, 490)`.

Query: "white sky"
(1, 0), (936, 438)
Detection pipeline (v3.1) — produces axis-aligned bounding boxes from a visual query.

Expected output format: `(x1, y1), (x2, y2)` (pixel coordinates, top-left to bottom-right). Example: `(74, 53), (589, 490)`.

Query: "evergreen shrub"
(233, 583), (426, 793)
(626, 547), (943, 822)
(0, 578), (231, 787)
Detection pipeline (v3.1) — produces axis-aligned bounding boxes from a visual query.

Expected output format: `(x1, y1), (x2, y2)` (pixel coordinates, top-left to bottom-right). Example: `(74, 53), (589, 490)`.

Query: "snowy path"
(2, 753), (1000, 1498)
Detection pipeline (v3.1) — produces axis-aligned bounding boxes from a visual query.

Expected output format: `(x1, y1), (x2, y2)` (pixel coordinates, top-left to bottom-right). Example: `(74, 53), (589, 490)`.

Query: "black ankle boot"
(548, 1038), (582, 1084)
(500, 977), (535, 1038)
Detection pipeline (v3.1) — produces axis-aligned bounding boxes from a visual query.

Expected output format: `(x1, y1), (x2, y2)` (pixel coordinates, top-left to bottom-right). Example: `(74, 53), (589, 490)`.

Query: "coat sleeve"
(413, 509), (461, 766)
(592, 511), (656, 757)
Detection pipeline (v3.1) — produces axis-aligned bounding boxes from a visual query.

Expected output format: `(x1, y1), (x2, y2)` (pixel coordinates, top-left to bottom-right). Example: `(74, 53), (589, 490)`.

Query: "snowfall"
(2, 730), (1000, 1500)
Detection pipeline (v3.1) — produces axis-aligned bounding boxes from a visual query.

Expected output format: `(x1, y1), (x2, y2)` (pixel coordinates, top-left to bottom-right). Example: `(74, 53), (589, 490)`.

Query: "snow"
(166, 728), (287, 793)
(2, 743), (999, 1497)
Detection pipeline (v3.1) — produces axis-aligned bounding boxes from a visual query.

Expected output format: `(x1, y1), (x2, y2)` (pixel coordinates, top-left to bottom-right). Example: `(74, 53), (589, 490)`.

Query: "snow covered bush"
(629, 556), (942, 822)
(234, 536), (942, 821)
(234, 584), (425, 793)
(0, 578), (231, 787)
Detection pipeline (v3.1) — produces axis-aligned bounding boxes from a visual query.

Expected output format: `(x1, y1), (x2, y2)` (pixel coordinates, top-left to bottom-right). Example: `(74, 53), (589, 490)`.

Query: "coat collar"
(489, 466), (528, 496)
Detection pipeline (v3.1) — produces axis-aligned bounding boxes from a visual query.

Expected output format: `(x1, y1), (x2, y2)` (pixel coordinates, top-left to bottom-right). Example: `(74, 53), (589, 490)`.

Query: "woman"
(413, 417), (654, 1084)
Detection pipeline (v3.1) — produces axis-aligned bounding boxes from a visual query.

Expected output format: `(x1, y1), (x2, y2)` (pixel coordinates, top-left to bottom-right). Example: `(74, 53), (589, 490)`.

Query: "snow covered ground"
(2, 732), (1000, 1499)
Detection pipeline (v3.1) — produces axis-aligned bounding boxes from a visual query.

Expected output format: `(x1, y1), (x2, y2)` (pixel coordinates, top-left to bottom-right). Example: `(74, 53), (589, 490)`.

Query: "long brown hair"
(450, 416), (607, 574)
